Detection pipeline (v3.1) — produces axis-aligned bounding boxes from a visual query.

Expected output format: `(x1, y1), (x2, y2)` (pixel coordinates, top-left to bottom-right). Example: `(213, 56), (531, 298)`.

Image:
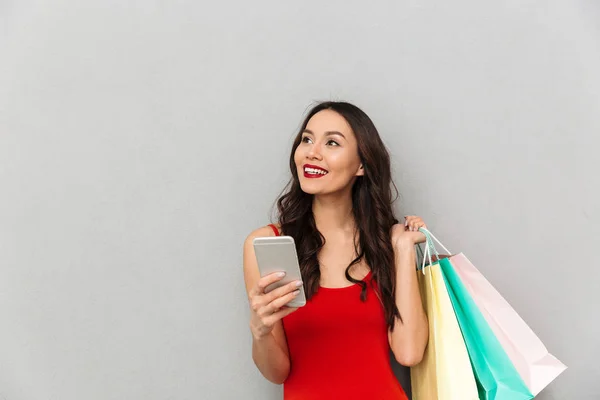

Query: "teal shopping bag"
(440, 258), (532, 399)
(420, 229), (534, 400)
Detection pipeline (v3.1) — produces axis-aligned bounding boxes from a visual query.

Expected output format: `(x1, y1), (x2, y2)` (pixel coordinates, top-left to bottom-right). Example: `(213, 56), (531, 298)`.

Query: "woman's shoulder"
(244, 223), (281, 245)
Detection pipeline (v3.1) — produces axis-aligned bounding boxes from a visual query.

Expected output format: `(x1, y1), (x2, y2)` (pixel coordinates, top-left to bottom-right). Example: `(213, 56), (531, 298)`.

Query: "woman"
(243, 101), (429, 399)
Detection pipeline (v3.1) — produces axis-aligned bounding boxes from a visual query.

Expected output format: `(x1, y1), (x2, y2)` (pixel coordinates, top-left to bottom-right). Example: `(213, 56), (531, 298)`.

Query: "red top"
(269, 225), (407, 400)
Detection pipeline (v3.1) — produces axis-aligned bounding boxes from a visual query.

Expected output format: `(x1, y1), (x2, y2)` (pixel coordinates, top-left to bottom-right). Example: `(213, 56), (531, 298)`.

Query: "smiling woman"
(295, 111), (364, 194)
(243, 101), (429, 399)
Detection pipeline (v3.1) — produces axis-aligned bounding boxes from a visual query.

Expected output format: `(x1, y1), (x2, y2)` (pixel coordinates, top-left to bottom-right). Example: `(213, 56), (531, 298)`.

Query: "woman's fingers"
(251, 271), (286, 297)
(249, 273), (302, 318)
(404, 216), (425, 232)
(262, 288), (301, 316)
(262, 279), (303, 305)
(252, 289), (300, 336)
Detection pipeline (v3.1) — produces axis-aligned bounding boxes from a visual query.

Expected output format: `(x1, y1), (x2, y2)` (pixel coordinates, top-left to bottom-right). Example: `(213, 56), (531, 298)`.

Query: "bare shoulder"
(244, 224), (280, 246)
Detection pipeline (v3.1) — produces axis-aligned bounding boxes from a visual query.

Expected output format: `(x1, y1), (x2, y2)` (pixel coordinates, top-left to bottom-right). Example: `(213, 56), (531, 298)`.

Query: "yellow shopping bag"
(410, 245), (479, 400)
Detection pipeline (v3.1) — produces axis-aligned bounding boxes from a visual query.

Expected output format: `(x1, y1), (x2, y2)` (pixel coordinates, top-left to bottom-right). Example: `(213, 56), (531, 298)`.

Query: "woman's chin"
(299, 181), (322, 195)
(300, 186), (319, 195)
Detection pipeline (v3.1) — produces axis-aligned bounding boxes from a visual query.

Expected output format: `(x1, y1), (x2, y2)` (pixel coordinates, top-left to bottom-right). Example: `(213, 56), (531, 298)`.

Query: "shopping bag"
(449, 253), (566, 395)
(420, 229), (536, 400)
(410, 243), (479, 400)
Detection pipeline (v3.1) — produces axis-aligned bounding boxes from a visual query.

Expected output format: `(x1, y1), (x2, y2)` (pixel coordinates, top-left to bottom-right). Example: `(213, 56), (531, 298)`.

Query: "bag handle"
(421, 228), (451, 255)
(417, 228), (452, 274)
(420, 240), (432, 274)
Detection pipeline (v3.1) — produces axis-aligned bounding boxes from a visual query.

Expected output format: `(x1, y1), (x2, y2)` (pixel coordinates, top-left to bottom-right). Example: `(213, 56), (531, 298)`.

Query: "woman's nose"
(307, 145), (323, 160)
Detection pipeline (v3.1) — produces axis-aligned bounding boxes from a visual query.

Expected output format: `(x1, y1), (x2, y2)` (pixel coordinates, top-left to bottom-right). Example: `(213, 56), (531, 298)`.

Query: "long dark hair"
(276, 101), (401, 329)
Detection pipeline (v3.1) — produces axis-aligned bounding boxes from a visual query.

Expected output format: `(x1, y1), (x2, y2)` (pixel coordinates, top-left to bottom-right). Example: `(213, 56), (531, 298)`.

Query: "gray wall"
(1, 1), (598, 399)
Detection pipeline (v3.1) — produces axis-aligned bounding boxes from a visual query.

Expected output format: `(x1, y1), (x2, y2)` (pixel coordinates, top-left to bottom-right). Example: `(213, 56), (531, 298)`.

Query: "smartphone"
(253, 236), (306, 307)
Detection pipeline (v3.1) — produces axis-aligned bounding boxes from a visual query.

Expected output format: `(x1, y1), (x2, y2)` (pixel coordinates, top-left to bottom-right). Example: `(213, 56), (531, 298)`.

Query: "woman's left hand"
(391, 215), (427, 246)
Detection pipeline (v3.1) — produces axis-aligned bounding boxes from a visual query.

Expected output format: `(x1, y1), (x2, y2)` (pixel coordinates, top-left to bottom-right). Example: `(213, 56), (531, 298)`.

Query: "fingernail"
(293, 290), (300, 295)
(295, 281), (303, 287)
(277, 272), (286, 277)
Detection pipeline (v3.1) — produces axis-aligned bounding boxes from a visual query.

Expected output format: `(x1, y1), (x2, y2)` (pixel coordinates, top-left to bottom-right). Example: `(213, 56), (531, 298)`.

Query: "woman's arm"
(387, 218), (429, 366)
(243, 227), (301, 384)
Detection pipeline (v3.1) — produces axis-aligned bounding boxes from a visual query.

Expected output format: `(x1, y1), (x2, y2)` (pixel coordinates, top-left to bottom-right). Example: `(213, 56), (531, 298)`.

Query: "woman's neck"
(312, 192), (355, 234)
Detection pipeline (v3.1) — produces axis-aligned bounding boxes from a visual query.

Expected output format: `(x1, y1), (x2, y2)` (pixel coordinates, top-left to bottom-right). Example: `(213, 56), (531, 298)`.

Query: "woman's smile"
(303, 164), (329, 178)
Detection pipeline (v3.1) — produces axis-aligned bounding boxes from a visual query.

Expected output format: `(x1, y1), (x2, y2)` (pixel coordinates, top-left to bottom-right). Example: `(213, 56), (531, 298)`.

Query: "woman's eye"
(326, 140), (340, 146)
(301, 136), (313, 144)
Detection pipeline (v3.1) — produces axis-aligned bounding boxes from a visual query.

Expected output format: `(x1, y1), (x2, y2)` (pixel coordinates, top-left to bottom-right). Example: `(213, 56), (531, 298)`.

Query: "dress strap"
(268, 224), (280, 236)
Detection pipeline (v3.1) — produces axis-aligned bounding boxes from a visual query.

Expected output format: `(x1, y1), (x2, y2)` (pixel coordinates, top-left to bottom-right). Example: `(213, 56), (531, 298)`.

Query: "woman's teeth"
(305, 168), (328, 175)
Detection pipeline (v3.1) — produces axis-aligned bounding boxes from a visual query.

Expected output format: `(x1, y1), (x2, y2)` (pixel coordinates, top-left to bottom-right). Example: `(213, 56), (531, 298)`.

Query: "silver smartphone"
(252, 236), (306, 307)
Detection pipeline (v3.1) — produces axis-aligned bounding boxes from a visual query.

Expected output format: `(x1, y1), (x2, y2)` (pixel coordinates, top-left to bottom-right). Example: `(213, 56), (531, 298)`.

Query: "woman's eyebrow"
(302, 129), (346, 140)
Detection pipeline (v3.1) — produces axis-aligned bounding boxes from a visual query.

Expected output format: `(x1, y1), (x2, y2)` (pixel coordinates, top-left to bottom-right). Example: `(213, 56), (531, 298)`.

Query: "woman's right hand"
(248, 272), (302, 340)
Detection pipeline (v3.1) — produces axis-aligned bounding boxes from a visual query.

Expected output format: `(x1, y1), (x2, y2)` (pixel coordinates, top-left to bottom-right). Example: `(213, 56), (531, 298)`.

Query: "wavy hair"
(275, 101), (401, 329)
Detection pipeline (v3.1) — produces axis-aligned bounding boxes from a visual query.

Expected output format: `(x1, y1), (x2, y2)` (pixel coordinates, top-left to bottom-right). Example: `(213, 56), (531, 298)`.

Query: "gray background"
(1, 0), (598, 399)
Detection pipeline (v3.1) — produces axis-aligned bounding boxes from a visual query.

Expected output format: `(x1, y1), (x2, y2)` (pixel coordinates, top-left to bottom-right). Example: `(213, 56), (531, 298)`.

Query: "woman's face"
(294, 109), (364, 195)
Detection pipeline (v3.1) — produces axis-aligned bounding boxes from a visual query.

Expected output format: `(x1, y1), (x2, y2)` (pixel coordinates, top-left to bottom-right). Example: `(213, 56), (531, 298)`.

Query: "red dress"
(270, 226), (408, 399)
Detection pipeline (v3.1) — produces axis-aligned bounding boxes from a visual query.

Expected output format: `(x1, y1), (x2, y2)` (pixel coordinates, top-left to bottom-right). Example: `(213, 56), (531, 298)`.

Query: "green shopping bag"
(421, 229), (534, 400)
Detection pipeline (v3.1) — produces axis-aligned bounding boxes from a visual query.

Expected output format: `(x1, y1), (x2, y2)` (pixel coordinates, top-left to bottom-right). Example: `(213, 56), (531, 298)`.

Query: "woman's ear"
(356, 164), (365, 176)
